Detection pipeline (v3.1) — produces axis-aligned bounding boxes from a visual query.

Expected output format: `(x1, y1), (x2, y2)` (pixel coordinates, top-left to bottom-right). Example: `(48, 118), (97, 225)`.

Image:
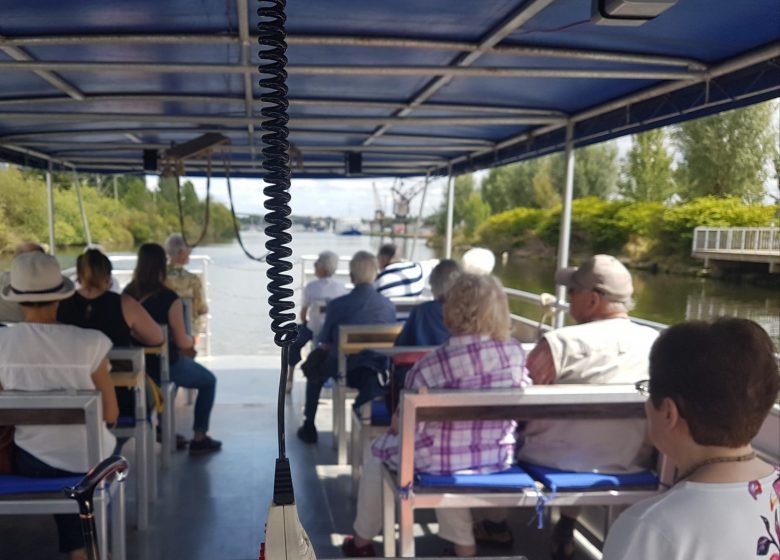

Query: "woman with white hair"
(342, 273), (530, 557)
(286, 250), (347, 392)
(0, 252), (118, 560)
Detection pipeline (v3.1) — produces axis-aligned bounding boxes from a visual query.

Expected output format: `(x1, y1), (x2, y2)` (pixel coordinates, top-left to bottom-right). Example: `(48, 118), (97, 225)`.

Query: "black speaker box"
(143, 149), (158, 172)
(345, 152), (362, 175)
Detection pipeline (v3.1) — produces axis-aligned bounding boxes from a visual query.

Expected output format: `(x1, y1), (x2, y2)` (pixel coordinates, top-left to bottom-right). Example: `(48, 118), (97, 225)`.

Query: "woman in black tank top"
(123, 243), (221, 455)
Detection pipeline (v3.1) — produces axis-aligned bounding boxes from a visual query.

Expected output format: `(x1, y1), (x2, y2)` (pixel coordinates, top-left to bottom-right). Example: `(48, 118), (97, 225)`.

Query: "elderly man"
(0, 242), (45, 323)
(297, 251), (395, 444)
(286, 250), (347, 392)
(164, 233), (208, 335)
(477, 255), (660, 556)
(375, 243), (425, 298)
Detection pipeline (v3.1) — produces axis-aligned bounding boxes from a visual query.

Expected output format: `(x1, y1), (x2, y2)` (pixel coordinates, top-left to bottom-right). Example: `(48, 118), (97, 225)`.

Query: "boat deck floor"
(1, 356), (589, 559)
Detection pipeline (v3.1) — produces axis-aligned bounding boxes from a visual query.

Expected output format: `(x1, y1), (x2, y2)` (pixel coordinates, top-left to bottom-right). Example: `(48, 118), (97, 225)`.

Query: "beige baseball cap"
(555, 254), (633, 303)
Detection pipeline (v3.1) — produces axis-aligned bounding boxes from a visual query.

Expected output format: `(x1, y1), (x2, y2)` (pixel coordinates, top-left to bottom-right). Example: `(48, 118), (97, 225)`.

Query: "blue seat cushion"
(417, 466), (536, 489)
(517, 461), (659, 491)
(116, 415), (136, 428)
(370, 399), (391, 426)
(0, 474), (84, 496)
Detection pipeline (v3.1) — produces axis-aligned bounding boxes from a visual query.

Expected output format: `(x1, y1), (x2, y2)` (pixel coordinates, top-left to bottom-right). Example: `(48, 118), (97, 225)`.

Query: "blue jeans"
(170, 356), (217, 434)
(13, 446), (84, 553)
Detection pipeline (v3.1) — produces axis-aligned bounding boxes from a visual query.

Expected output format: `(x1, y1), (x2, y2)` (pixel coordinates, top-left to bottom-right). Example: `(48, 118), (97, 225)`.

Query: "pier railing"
(693, 226), (780, 255)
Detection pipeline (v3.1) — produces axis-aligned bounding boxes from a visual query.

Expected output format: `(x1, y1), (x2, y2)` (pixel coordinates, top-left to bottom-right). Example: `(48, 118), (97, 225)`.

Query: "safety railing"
(692, 226), (780, 255)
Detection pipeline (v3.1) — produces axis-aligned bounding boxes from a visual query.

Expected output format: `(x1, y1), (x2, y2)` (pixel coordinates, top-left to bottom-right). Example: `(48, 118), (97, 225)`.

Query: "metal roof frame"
(0, 0), (777, 178)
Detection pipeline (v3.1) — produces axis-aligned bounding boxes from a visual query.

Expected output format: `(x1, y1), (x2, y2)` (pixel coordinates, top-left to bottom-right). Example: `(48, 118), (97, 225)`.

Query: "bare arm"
(526, 340), (557, 385)
(90, 358), (119, 424)
(168, 298), (195, 351)
(121, 294), (164, 346)
(299, 304), (309, 324)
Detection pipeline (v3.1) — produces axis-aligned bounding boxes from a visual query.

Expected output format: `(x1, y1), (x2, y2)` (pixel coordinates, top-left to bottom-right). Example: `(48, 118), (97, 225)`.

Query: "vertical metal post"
(409, 172), (430, 261)
(46, 162), (56, 255)
(444, 166), (455, 259)
(72, 170), (92, 247)
(112, 175), (119, 200)
(554, 120), (576, 328)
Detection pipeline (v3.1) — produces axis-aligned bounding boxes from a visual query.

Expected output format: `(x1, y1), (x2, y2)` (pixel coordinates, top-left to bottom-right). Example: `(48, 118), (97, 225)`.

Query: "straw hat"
(1, 252), (75, 303)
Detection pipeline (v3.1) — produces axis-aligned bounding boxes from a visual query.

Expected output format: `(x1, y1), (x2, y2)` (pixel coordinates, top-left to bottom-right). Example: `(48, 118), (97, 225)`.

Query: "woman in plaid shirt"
(342, 273), (530, 558)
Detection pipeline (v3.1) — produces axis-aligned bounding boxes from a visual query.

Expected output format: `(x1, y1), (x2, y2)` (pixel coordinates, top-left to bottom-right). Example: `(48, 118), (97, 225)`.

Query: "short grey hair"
(350, 251), (378, 284)
(429, 259), (461, 299)
(315, 250), (339, 277)
(164, 233), (188, 258)
(606, 299), (634, 314)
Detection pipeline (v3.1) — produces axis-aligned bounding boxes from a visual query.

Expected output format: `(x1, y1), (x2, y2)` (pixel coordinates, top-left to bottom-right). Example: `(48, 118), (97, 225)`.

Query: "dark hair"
(378, 244), (397, 260)
(649, 318), (779, 447)
(77, 249), (112, 291)
(124, 243), (167, 301)
(429, 259), (461, 299)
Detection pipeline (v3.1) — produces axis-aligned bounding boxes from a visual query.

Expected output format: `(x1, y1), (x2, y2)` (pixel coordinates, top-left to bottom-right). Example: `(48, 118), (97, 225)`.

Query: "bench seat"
(0, 475), (83, 496)
(518, 461), (659, 492)
(417, 466), (537, 490)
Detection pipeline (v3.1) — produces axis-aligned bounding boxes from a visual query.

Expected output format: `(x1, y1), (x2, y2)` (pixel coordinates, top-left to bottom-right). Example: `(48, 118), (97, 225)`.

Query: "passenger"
(286, 250), (348, 393)
(0, 252), (118, 560)
(58, 248), (163, 347)
(375, 243), (425, 298)
(342, 273), (530, 558)
(461, 247), (495, 275)
(164, 233), (208, 336)
(296, 251), (395, 444)
(476, 255), (659, 555)
(603, 318), (779, 560)
(0, 241), (45, 323)
(124, 243), (221, 455)
(394, 258), (460, 347)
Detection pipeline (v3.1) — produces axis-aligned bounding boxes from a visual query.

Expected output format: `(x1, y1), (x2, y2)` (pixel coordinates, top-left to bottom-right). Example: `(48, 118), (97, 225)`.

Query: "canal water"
(2, 230), (778, 353)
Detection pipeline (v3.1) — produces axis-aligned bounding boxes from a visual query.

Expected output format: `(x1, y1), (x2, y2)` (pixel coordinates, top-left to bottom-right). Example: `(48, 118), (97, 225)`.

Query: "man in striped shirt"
(375, 243), (425, 298)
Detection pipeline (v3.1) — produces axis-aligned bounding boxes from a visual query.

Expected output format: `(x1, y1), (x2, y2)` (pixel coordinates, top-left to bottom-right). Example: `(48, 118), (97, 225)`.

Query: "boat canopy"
(0, 0), (777, 179)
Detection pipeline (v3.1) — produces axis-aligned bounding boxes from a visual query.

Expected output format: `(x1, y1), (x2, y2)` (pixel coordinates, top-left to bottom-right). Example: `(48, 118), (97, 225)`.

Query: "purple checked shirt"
(371, 334), (530, 475)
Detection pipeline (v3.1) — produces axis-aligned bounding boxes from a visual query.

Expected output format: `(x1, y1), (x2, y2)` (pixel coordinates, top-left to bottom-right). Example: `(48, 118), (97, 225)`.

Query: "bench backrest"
(396, 384), (669, 490)
(338, 323), (403, 375)
(0, 390), (105, 467)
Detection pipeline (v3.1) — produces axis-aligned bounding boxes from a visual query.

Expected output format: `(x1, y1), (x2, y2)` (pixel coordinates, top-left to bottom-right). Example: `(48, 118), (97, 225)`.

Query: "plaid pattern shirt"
(372, 334), (530, 475)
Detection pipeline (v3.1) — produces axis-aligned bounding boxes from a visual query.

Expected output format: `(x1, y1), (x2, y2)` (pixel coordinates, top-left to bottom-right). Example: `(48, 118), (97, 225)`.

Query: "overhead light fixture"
(592, 0), (678, 26)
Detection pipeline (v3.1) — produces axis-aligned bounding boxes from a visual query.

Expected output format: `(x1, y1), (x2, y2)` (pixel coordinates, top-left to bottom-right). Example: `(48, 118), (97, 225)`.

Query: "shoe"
(156, 430), (189, 450)
(296, 422), (318, 444)
(341, 535), (376, 557)
(189, 436), (222, 456)
(473, 519), (514, 547)
(551, 517), (576, 560)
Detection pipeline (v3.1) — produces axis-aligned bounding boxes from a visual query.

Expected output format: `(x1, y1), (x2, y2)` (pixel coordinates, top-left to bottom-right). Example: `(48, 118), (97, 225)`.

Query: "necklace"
(676, 451), (756, 483)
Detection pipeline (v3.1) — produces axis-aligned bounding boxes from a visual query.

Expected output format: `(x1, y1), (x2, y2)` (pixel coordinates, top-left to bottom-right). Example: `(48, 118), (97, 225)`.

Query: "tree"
(673, 102), (776, 202)
(550, 142), (620, 200)
(434, 174), (490, 235)
(619, 128), (676, 202)
(532, 159), (561, 208)
(481, 159), (539, 213)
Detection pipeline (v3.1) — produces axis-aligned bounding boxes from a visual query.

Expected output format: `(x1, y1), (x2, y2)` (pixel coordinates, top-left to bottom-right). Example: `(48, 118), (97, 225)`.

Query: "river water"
(2, 230), (778, 354)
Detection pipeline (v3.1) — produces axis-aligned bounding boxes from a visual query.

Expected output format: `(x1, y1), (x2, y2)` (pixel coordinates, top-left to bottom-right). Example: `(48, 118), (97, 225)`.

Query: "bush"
(475, 206), (545, 251)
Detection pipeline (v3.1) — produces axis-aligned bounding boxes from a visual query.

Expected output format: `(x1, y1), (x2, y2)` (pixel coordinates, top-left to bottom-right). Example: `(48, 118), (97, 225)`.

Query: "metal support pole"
(409, 173), (430, 261)
(444, 167), (455, 259)
(112, 175), (118, 200)
(72, 170), (92, 246)
(554, 120), (576, 328)
(46, 162), (56, 255)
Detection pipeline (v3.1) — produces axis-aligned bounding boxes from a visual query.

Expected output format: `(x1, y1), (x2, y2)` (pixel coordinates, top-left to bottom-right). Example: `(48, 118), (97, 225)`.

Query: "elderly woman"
(124, 243), (221, 455)
(58, 248), (163, 347)
(342, 273), (530, 558)
(0, 252), (118, 560)
(603, 318), (779, 560)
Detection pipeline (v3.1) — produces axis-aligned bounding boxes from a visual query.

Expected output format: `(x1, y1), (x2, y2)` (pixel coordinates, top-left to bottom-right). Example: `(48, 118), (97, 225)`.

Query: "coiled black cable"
(258, 0), (297, 505)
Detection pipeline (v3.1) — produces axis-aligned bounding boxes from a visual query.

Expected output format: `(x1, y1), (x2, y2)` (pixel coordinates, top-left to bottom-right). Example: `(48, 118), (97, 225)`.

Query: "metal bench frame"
(0, 391), (126, 560)
(380, 384), (675, 557)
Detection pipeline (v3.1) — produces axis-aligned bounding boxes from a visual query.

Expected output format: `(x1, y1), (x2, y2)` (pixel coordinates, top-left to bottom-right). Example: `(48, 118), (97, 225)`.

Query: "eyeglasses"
(635, 379), (650, 396)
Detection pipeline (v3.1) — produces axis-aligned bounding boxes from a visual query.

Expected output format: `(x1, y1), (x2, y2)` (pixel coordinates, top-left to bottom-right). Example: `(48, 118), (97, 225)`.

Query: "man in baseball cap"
(476, 255), (659, 557)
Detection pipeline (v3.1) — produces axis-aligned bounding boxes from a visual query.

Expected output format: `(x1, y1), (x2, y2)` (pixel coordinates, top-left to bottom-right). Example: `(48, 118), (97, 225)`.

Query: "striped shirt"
(375, 261), (425, 298)
(372, 334), (530, 474)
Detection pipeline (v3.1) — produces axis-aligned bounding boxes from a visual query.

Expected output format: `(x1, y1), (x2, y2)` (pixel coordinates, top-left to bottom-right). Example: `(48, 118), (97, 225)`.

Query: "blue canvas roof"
(0, 0), (777, 178)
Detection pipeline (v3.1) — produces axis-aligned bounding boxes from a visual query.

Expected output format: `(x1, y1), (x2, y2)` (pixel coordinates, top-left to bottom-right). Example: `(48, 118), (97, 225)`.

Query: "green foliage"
(549, 142), (620, 200)
(475, 195), (776, 258)
(532, 159), (561, 209)
(619, 129), (676, 202)
(0, 166), (237, 253)
(481, 160), (539, 213)
(673, 102), (776, 202)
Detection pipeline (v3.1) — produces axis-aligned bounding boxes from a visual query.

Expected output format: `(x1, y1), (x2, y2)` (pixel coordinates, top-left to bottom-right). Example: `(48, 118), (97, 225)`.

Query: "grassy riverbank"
(0, 167), (237, 253)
